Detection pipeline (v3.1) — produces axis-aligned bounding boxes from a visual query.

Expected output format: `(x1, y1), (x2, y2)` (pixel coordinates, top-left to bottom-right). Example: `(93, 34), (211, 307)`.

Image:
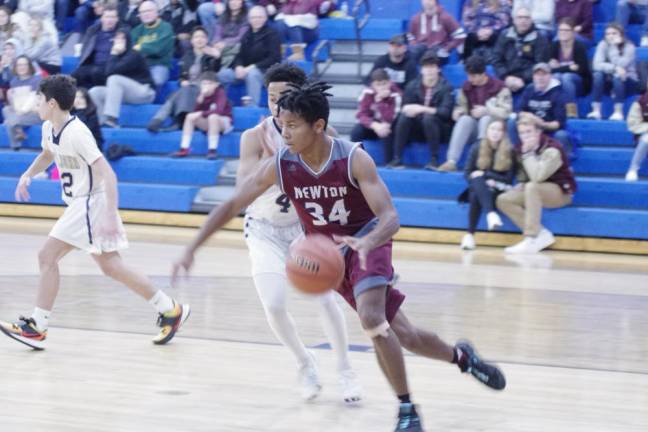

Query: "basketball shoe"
(395, 403), (423, 431)
(152, 301), (191, 345)
(0, 316), (47, 350)
(455, 341), (506, 390)
(339, 368), (362, 403)
(298, 352), (322, 401)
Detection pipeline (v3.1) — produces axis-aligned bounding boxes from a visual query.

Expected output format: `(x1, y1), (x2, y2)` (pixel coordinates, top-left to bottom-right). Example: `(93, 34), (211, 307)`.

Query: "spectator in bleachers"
(72, 87), (104, 149)
(512, 0), (554, 36)
(550, 17), (591, 119)
(389, 50), (453, 170)
(624, 91), (648, 180)
(350, 68), (402, 164)
(73, 0), (105, 35)
(72, 3), (120, 89)
(0, 38), (23, 94)
(555, 0), (593, 43)
(274, 0), (328, 61)
(208, 0), (249, 68)
(588, 23), (638, 121)
(459, 119), (515, 250)
(217, 5), (280, 106)
(24, 16), (61, 75)
(1, 54), (41, 150)
(367, 34), (417, 91)
(497, 117), (577, 254)
(171, 71), (233, 159)
(162, 0), (199, 57)
(147, 25), (221, 132)
(120, 0), (142, 29)
(89, 28), (156, 127)
(0, 6), (17, 48)
(131, 0), (175, 87)
(509, 63), (570, 153)
(616, 0), (648, 47)
(197, 0), (226, 40)
(13, 0), (58, 47)
(493, 6), (549, 95)
(408, 0), (466, 64)
(437, 55), (512, 172)
(0, 1), (16, 13)
(461, 0), (512, 63)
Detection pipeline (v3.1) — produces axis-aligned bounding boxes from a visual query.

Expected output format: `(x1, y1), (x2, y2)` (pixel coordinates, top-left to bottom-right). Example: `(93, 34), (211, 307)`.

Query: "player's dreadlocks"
(276, 81), (333, 129)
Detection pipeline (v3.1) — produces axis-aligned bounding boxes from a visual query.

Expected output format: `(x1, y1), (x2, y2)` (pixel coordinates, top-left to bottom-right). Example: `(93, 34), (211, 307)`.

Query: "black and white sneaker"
(456, 341), (506, 390)
(395, 403), (423, 431)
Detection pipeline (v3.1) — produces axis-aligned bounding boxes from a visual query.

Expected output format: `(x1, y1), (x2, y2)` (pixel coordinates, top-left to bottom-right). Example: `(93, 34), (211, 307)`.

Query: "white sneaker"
(586, 110), (601, 120)
(531, 228), (555, 252)
(486, 211), (503, 231)
(339, 368), (362, 403)
(641, 35), (648, 47)
(460, 233), (475, 250)
(626, 170), (639, 181)
(297, 353), (322, 401)
(505, 237), (534, 254)
(609, 111), (624, 121)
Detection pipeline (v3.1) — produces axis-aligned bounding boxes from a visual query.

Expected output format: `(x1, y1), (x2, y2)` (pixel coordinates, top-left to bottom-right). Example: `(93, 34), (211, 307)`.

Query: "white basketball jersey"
(41, 116), (104, 205)
(245, 117), (299, 226)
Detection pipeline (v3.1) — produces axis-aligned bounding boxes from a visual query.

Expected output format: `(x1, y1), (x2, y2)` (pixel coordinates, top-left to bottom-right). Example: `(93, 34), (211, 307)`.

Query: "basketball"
(286, 234), (345, 294)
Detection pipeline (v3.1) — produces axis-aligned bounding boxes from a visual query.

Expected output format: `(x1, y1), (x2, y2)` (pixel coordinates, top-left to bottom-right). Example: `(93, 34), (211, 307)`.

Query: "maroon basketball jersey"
(276, 138), (377, 237)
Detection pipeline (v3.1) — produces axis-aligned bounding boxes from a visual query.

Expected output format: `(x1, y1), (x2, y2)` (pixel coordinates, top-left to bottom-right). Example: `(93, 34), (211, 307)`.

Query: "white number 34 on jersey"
(305, 199), (350, 226)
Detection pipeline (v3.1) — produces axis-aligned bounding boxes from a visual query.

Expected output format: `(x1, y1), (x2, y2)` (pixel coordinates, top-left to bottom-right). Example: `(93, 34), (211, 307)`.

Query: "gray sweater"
(24, 37), (61, 67)
(592, 40), (637, 81)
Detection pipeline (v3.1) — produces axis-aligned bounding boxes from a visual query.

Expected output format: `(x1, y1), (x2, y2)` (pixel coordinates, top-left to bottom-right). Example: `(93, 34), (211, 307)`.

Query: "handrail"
(312, 39), (334, 79)
(352, 0), (371, 77)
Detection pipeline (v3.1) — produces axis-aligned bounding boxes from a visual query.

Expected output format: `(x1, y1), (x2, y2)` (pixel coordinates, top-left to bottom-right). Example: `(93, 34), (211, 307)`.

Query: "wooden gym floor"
(0, 217), (646, 432)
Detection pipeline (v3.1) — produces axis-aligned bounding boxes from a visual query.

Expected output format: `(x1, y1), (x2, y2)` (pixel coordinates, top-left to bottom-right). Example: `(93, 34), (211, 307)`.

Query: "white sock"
(31, 307), (51, 331)
(180, 134), (191, 149)
(253, 273), (311, 366)
(149, 290), (175, 314)
(318, 291), (352, 372)
(207, 134), (219, 150)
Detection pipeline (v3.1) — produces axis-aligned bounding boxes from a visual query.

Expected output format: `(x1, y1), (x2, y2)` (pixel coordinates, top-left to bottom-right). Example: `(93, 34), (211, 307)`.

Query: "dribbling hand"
(171, 249), (195, 286)
(333, 235), (370, 270)
(15, 175), (31, 202)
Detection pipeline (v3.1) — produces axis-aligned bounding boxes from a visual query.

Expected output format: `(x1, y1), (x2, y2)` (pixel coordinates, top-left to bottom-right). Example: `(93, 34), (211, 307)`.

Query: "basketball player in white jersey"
(172, 64), (362, 402)
(0, 75), (190, 350)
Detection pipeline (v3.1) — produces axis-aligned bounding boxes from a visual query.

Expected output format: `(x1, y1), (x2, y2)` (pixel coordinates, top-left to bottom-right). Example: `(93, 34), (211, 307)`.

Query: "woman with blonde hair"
(459, 118), (516, 250)
(23, 15), (61, 75)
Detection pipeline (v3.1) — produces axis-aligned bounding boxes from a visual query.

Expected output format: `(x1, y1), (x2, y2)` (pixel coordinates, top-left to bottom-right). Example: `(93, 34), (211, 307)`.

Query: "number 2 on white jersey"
(305, 199), (350, 226)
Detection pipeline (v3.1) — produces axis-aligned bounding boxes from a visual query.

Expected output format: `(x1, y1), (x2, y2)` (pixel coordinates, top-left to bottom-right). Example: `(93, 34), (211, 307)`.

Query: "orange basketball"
(286, 234), (345, 294)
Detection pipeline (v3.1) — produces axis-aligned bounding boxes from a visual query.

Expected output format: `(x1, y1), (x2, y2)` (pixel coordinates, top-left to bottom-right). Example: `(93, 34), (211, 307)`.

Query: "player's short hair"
(264, 63), (308, 87)
(370, 68), (390, 83)
(39, 74), (77, 111)
(277, 81), (332, 129)
(464, 55), (487, 75)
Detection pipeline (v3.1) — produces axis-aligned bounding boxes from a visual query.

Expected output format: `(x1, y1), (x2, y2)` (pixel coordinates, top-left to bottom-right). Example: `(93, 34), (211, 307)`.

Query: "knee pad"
(364, 321), (390, 339)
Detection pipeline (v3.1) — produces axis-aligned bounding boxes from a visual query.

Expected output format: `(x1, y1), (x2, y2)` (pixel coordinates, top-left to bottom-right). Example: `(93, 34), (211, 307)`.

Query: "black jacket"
(232, 24), (282, 72)
(104, 32), (153, 87)
(493, 25), (550, 84)
(402, 76), (454, 122)
(550, 39), (592, 95)
(179, 50), (221, 81)
(78, 23), (129, 67)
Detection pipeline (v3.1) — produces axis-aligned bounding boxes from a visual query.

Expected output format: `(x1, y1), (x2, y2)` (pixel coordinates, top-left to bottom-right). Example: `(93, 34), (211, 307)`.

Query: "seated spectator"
(209, 0), (249, 68)
(555, 0), (593, 43)
(119, 0), (142, 29)
(616, 0), (648, 47)
(389, 50), (453, 170)
(408, 0), (466, 64)
(366, 34), (417, 91)
(588, 23), (638, 121)
(197, 0), (227, 41)
(461, 0), (512, 63)
(275, 0), (324, 61)
(24, 15), (61, 75)
(12, 0), (58, 46)
(89, 28), (155, 127)
(493, 6), (550, 94)
(72, 87), (103, 150)
(0, 6), (17, 47)
(131, 0), (174, 88)
(350, 68), (402, 164)
(73, 0), (105, 35)
(2, 54), (41, 150)
(217, 5), (280, 106)
(459, 119), (515, 250)
(0, 1), (16, 12)
(147, 26), (221, 132)
(624, 91), (648, 181)
(438, 55), (512, 172)
(512, 0), (554, 36)
(508, 63), (570, 153)
(161, 0), (198, 57)
(0, 38), (22, 103)
(497, 117), (577, 254)
(72, 3), (120, 89)
(171, 71), (233, 160)
(549, 18), (591, 118)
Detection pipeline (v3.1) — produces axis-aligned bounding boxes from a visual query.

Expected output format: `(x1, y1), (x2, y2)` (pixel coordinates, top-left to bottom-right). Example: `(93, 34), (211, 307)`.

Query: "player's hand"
(333, 235), (370, 270)
(15, 174), (31, 201)
(171, 249), (195, 286)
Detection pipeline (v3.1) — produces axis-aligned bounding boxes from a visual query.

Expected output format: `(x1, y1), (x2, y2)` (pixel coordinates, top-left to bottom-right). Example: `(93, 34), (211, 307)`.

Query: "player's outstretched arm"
(171, 156), (278, 284)
(334, 148), (400, 269)
(15, 149), (55, 202)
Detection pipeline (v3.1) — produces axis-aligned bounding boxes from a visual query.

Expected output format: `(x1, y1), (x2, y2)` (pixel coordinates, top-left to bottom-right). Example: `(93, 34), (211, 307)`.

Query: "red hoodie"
(356, 83), (402, 128)
(195, 86), (232, 119)
(409, 5), (466, 51)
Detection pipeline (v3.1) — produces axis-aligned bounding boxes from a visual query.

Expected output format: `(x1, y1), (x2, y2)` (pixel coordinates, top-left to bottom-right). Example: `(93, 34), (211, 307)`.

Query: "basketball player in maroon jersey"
(172, 82), (506, 431)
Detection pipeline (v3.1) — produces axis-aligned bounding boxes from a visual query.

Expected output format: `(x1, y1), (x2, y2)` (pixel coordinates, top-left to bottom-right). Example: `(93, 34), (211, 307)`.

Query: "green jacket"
(131, 19), (174, 68)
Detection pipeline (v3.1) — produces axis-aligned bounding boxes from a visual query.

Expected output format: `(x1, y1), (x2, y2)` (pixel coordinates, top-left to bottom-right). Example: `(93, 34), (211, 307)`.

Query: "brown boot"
(287, 43), (306, 61)
(566, 103), (578, 118)
(436, 160), (457, 172)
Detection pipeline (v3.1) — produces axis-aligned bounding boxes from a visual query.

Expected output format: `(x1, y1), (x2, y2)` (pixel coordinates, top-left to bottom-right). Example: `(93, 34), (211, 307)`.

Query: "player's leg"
(390, 310), (506, 390)
(0, 237), (74, 349)
(92, 251), (190, 345)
